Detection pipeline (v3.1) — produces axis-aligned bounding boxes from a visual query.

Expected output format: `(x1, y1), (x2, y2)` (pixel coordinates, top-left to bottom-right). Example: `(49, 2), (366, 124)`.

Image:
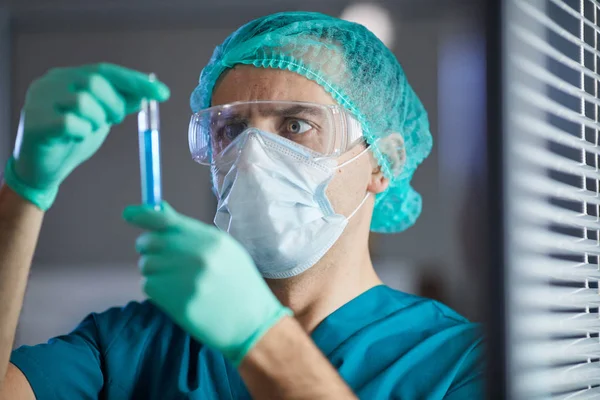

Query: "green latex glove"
(4, 63), (170, 210)
(123, 201), (292, 366)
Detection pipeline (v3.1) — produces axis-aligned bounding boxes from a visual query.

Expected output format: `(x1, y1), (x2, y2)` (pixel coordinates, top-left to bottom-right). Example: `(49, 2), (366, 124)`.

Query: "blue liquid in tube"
(137, 77), (162, 210)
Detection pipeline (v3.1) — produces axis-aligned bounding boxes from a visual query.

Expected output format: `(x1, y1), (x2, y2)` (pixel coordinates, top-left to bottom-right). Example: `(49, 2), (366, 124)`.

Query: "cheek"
(325, 157), (371, 216)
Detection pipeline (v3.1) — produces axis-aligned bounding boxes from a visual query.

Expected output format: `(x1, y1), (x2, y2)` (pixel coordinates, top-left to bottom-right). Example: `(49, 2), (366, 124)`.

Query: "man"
(0, 11), (483, 399)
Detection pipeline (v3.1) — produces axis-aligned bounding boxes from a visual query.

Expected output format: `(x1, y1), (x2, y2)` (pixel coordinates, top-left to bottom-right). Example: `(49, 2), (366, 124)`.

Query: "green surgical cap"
(190, 11), (433, 233)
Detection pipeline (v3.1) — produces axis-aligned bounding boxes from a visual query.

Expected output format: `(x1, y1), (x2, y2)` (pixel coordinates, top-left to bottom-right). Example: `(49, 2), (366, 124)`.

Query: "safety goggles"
(189, 101), (364, 165)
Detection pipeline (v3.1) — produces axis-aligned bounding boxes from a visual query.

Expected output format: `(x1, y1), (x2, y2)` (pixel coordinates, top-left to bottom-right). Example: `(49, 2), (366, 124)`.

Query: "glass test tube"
(137, 73), (162, 210)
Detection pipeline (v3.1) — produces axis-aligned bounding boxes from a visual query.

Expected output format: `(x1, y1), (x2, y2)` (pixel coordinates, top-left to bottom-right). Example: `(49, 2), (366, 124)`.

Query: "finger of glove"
(34, 68), (127, 125)
(123, 201), (181, 231)
(138, 254), (180, 276)
(135, 231), (168, 255)
(76, 72), (127, 124)
(88, 63), (170, 103)
(140, 275), (164, 302)
(122, 95), (143, 116)
(24, 108), (94, 141)
(141, 275), (171, 304)
(141, 274), (199, 316)
(134, 229), (204, 256)
(141, 273), (188, 301)
(55, 90), (108, 132)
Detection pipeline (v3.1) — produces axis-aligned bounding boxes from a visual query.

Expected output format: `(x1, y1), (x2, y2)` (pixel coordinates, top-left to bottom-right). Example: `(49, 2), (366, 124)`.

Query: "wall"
(0, 7), (9, 170)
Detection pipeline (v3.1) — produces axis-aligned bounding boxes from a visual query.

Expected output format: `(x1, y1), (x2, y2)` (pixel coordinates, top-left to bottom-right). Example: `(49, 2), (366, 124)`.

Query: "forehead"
(211, 65), (337, 107)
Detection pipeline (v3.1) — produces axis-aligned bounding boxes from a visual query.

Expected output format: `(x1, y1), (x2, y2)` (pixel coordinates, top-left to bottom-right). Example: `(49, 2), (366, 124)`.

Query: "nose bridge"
(243, 126), (262, 136)
(247, 112), (274, 133)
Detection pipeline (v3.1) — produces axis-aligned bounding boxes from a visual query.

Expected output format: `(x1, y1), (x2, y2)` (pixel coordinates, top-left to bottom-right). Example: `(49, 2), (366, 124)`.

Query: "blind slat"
(549, 0), (600, 39)
(511, 25), (600, 80)
(518, 198), (599, 230)
(515, 286), (600, 308)
(586, 0), (600, 11)
(516, 0), (600, 59)
(515, 174), (600, 207)
(514, 228), (600, 255)
(517, 362), (600, 396)
(515, 337), (600, 365)
(514, 56), (600, 114)
(513, 114), (600, 156)
(514, 312), (600, 337)
(515, 145), (599, 181)
(514, 86), (600, 131)
(551, 386), (600, 400)
(515, 257), (600, 281)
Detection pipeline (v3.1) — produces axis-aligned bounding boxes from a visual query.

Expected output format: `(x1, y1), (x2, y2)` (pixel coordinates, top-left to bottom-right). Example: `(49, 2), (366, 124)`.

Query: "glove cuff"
(3, 157), (58, 211)
(231, 306), (294, 367)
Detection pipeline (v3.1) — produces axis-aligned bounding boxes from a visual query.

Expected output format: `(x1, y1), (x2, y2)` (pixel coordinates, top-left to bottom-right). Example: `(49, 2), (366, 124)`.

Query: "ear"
(367, 133), (406, 194)
(367, 161), (390, 194)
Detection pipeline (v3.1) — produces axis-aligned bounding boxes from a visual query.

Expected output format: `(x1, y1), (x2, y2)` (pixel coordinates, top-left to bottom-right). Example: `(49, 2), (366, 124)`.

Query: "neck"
(266, 229), (382, 333)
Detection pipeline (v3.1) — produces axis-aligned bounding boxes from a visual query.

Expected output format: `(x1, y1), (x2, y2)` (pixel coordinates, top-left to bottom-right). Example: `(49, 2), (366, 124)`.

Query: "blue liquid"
(139, 129), (162, 209)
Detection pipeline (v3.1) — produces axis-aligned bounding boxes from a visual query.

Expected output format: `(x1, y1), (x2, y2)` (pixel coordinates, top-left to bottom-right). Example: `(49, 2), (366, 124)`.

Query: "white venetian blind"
(506, 0), (600, 398)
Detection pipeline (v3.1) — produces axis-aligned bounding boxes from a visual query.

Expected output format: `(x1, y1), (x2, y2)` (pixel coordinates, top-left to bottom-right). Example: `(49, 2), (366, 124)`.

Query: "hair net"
(190, 11), (433, 233)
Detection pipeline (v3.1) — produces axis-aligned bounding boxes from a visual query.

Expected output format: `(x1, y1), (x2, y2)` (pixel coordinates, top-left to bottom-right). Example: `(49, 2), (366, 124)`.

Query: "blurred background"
(0, 0), (487, 347)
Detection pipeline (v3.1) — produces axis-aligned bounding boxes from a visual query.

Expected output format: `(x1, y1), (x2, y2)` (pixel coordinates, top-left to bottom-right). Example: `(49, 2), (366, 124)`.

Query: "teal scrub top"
(11, 285), (484, 399)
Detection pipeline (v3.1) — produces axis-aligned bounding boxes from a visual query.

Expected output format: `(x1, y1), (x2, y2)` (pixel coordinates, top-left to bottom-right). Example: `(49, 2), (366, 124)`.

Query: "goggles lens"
(189, 101), (363, 164)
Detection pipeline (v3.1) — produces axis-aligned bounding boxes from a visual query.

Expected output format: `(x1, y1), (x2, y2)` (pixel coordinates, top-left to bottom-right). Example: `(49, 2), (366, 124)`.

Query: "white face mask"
(212, 129), (369, 279)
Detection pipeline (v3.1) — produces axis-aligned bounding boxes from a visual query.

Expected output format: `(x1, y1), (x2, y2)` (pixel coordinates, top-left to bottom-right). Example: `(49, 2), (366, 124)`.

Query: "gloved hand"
(123, 201), (292, 366)
(4, 63), (170, 210)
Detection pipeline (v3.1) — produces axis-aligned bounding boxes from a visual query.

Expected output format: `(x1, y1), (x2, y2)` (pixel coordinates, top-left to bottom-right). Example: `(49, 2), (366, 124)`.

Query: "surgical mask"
(212, 128), (369, 279)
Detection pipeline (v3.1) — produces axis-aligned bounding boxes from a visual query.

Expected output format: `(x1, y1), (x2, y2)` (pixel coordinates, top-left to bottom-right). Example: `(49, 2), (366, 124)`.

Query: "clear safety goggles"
(189, 101), (364, 165)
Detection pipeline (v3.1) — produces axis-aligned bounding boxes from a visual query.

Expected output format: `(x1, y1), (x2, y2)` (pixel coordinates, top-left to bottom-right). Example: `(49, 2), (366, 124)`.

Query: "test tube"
(137, 73), (162, 210)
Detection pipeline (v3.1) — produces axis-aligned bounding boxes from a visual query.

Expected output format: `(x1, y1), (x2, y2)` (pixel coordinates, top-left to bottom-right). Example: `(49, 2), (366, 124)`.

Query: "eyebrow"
(257, 105), (324, 118)
(211, 105), (325, 125)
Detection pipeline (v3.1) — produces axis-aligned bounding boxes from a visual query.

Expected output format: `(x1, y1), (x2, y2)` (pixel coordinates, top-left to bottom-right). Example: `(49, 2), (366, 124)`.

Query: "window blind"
(505, 0), (600, 398)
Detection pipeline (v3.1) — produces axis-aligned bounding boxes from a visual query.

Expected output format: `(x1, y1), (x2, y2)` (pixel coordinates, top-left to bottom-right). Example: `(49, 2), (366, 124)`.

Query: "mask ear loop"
(347, 192), (371, 220)
(336, 143), (375, 220)
(337, 145), (371, 168)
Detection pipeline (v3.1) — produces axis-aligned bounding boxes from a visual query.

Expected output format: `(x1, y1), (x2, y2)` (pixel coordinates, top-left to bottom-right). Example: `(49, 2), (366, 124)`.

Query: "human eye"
(282, 118), (313, 135)
(216, 119), (248, 141)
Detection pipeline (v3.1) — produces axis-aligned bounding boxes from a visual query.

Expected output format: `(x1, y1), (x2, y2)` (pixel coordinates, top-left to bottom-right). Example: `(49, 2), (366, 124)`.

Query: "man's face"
(211, 65), (383, 223)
